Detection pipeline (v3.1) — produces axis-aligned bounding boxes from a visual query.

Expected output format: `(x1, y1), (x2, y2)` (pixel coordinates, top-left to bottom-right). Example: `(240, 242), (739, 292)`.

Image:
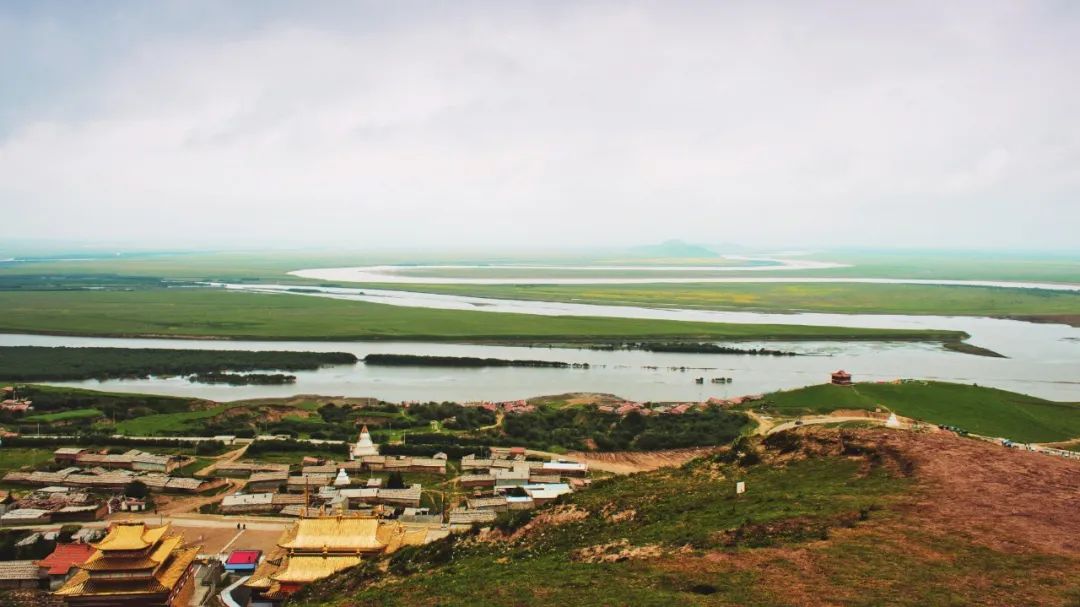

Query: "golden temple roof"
(278, 517), (386, 553)
(80, 534), (183, 572)
(92, 522), (170, 552)
(244, 558), (281, 590)
(270, 555), (362, 583)
(56, 522), (199, 600)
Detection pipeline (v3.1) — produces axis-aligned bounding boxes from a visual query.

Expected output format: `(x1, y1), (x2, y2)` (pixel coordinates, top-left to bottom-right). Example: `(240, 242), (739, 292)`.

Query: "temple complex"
(349, 425), (379, 460)
(54, 521), (199, 607)
(245, 515), (428, 605)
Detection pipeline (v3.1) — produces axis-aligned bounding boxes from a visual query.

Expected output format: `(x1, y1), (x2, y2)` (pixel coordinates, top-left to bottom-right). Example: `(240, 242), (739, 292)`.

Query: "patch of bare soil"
(210, 404), (313, 424)
(869, 428), (1080, 556)
(573, 539), (664, 563)
(526, 392), (625, 407)
(828, 409), (886, 419)
(770, 427), (1080, 555)
(566, 447), (719, 474)
(502, 505), (590, 542)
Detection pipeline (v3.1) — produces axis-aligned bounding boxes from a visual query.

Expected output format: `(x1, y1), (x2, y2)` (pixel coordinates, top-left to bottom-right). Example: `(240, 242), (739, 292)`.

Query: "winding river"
(4, 257), (1077, 402)
(4, 280), (1077, 402)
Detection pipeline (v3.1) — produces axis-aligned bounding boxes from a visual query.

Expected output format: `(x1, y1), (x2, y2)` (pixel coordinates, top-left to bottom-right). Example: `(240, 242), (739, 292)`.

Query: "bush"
(58, 525), (81, 543)
(125, 480), (149, 499)
(493, 509), (535, 534)
(387, 536), (459, 576)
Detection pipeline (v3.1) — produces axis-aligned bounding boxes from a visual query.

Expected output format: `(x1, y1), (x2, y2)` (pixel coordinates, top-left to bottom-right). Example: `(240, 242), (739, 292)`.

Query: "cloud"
(0, 0), (1078, 250)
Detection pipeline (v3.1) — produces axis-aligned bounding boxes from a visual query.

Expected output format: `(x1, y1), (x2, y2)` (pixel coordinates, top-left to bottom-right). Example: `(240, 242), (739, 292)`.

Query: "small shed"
(224, 549), (262, 574)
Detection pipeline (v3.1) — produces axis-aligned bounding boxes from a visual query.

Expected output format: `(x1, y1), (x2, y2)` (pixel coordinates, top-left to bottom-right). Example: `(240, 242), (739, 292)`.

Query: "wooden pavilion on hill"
(53, 521), (199, 607)
(831, 370), (853, 386)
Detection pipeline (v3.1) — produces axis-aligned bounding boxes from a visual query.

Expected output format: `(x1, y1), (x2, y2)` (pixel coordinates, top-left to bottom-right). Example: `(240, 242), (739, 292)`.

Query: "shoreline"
(0, 327), (968, 345)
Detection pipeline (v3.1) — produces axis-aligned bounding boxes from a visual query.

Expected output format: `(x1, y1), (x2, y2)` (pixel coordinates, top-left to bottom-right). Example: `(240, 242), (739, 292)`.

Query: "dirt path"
(194, 444), (250, 478)
(526, 447), (719, 474)
(476, 411), (505, 432)
(767, 415), (888, 434)
(153, 480), (240, 515)
(745, 410), (775, 435)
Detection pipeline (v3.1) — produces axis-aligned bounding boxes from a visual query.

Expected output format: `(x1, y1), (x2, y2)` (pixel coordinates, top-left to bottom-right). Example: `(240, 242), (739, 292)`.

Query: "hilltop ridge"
(292, 427), (1080, 606)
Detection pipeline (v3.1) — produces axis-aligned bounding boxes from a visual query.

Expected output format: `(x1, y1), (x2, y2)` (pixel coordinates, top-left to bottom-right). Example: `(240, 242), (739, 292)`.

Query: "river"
(2, 325), (1076, 402)
(4, 263), (1078, 402)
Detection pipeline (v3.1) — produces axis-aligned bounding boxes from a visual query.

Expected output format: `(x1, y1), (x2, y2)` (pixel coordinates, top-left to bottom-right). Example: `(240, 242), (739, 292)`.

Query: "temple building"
(246, 515), (428, 605)
(349, 425), (379, 460)
(54, 521), (199, 607)
(831, 369), (853, 386)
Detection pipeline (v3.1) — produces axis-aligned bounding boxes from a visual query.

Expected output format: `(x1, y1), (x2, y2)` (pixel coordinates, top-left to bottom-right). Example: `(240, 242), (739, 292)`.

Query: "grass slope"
(113, 406), (227, 435)
(292, 430), (1080, 606)
(0, 289), (962, 342)
(0, 448), (54, 475)
(296, 455), (907, 607)
(755, 381), (1080, 443)
(22, 408), (103, 422)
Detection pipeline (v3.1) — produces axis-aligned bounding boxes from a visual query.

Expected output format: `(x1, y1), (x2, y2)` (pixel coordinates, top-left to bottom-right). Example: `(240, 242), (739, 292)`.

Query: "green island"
(362, 281), (1080, 326)
(0, 346), (356, 381)
(0, 289), (967, 344)
(187, 372), (297, 385)
(363, 354), (585, 368)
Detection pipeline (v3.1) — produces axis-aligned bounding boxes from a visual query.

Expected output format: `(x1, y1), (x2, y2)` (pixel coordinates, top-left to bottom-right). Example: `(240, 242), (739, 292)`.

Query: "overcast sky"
(1, 1), (1078, 251)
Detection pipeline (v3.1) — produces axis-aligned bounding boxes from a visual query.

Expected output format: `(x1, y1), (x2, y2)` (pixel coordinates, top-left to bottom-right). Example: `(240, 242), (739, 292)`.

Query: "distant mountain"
(626, 239), (721, 258)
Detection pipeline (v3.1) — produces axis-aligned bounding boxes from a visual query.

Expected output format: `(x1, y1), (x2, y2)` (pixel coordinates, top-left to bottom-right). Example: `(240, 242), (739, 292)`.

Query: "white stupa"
(350, 425), (379, 460)
(333, 467), (351, 487)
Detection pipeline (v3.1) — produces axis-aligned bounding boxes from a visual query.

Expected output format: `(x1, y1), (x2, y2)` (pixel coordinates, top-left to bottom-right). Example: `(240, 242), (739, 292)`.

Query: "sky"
(1, 1), (1078, 252)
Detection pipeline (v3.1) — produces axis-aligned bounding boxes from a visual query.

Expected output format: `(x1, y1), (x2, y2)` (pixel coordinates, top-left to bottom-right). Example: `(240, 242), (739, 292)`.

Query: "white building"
(349, 425), (379, 460)
(333, 468), (351, 487)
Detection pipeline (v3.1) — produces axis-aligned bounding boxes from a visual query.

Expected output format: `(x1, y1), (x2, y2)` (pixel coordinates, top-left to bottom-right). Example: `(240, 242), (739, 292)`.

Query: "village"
(0, 420), (595, 607)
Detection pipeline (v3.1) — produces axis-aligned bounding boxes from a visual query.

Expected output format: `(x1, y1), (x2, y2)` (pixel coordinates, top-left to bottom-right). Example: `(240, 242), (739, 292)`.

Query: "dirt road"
(526, 447), (719, 474)
(194, 444), (250, 478)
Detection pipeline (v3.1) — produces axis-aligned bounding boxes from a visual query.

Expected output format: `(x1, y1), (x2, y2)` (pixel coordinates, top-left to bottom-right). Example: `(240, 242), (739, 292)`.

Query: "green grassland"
(1, 384), (204, 434)
(763, 250), (1080, 283)
(0, 288), (964, 342)
(3, 249), (1077, 283)
(22, 408), (103, 423)
(113, 406), (228, 435)
(0, 448), (54, 475)
(753, 381), (1080, 443)
(362, 281), (1080, 319)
